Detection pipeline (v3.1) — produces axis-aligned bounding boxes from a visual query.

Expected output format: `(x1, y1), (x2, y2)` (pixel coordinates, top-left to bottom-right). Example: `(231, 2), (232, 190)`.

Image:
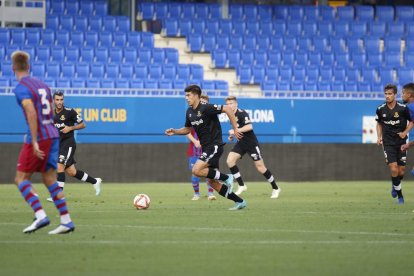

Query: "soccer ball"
(133, 194), (150, 210)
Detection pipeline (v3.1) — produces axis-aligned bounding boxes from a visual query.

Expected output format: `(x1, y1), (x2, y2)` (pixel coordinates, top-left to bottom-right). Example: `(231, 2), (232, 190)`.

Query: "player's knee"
(192, 167), (201, 177)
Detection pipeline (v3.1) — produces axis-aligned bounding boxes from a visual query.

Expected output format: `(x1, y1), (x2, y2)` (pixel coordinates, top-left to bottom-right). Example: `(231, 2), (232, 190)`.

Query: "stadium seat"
(228, 49), (240, 68)
(188, 34), (203, 52)
(257, 35), (270, 51)
(11, 29), (25, 45)
(46, 14), (59, 30)
(80, 1), (94, 16)
(134, 64), (148, 79)
(26, 28), (41, 45)
(279, 66), (292, 81)
(46, 62), (60, 78)
(291, 80), (304, 91)
(56, 30), (70, 46)
(212, 49), (227, 68)
(60, 15), (74, 31)
(1, 61), (13, 76)
(206, 19), (219, 34)
(127, 32), (141, 47)
(358, 81), (372, 92)
(297, 37), (312, 51)
(141, 32), (154, 48)
(319, 66), (332, 81)
(21, 46), (35, 60)
(277, 81), (290, 91)
(287, 21), (302, 36)
(201, 80), (215, 94)
(283, 36), (297, 51)
(261, 80), (277, 92)
(378, 67), (394, 83)
(43, 78), (56, 88)
(345, 81), (358, 91)
(303, 21), (317, 37)
(31, 61), (45, 78)
(255, 50), (268, 66)
(152, 48), (165, 64)
(305, 80), (317, 91)
(103, 16), (117, 32)
(216, 34), (230, 49)
(80, 47), (94, 62)
(319, 6), (335, 20)
(95, 1), (108, 16)
(138, 48), (152, 64)
(371, 82), (383, 93)
(308, 52), (321, 66)
(260, 19), (273, 36)
(245, 5), (258, 20)
(41, 29), (55, 45)
(347, 37), (363, 53)
(123, 47), (137, 63)
(36, 46), (50, 62)
(61, 62), (75, 78)
(367, 53), (382, 67)
(386, 22), (405, 38)
(293, 66), (305, 81)
(252, 65), (265, 84)
(384, 51), (401, 67)
(268, 50), (281, 66)
(376, 6), (394, 22)
(351, 52), (366, 67)
(154, 2), (168, 20)
(173, 79), (186, 92)
(266, 65), (278, 81)
(304, 6), (319, 21)
(117, 16), (130, 32)
(330, 36), (346, 53)
(333, 66), (346, 81)
(397, 68), (414, 83)
(149, 64), (162, 79)
(406, 25), (414, 38)
(99, 31), (113, 47)
(355, 5), (374, 21)
(165, 48), (179, 64)
(337, 6), (354, 21)
(110, 47), (123, 63)
(51, 0), (65, 14)
(318, 21), (333, 36)
(318, 81), (331, 91)
(158, 80), (174, 94)
(56, 78), (70, 88)
(322, 52), (334, 66)
(306, 65), (319, 82)
(192, 18), (206, 35)
(91, 63), (105, 78)
(182, 3), (196, 18)
(335, 52), (349, 67)
(76, 63), (90, 78)
(163, 64), (177, 80)
(362, 67), (378, 82)
(177, 64), (190, 80)
(95, 47), (109, 63)
(178, 18), (192, 37)
(274, 5), (288, 20)
(89, 16), (103, 32)
(130, 80), (144, 89)
(190, 64), (204, 80)
(101, 79), (115, 89)
(346, 67), (361, 82)
(114, 32), (127, 47)
(334, 21), (349, 37)
(282, 51), (295, 66)
(86, 79), (100, 88)
(65, 1), (78, 15)
(116, 79), (130, 89)
(246, 20), (259, 35)
(238, 65), (252, 84)
(85, 31), (99, 47)
(288, 5), (303, 19)
(273, 20), (286, 35)
(119, 63), (134, 79)
(244, 35), (257, 50)
(331, 81), (344, 92)
(240, 49), (253, 65)
(350, 22), (367, 37)
(233, 19), (246, 35)
(215, 80), (228, 96)
(194, 3), (209, 19)
(270, 36), (283, 51)
(396, 6), (414, 22)
(51, 46), (65, 62)
(203, 33), (216, 52)
(404, 52), (414, 67)
(144, 80), (158, 94)
(313, 36), (328, 52)
(230, 34), (243, 50)
(369, 22), (386, 37)
(70, 31), (84, 47)
(364, 37), (381, 53)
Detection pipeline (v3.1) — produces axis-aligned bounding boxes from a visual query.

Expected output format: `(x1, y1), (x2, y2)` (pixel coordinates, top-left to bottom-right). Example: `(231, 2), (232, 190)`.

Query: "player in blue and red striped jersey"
(12, 51), (75, 234)
(186, 94), (216, 201)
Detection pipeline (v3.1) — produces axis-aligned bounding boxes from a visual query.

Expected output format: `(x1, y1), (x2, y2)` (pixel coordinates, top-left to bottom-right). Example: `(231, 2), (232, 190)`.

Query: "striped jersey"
(187, 128), (202, 157)
(14, 76), (59, 143)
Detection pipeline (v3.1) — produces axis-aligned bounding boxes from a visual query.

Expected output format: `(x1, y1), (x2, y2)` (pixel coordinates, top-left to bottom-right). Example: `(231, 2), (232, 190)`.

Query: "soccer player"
(376, 84), (413, 204)
(12, 51), (75, 234)
(186, 94), (216, 201)
(47, 91), (102, 202)
(400, 83), (414, 174)
(225, 96), (280, 198)
(165, 85), (247, 210)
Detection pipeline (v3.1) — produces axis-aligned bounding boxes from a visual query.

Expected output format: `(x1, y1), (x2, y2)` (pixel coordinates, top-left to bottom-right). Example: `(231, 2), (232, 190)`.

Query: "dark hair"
(403, 83), (414, 93)
(384, 84), (397, 94)
(53, 90), (64, 99)
(225, 96), (237, 102)
(184, 84), (202, 97)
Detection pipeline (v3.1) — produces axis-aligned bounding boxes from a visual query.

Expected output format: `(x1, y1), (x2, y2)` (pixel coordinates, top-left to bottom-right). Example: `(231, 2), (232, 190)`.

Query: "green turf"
(1, 181), (414, 276)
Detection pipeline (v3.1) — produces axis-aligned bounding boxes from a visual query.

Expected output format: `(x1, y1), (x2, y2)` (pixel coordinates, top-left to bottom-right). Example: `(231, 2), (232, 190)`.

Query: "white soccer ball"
(133, 194), (150, 210)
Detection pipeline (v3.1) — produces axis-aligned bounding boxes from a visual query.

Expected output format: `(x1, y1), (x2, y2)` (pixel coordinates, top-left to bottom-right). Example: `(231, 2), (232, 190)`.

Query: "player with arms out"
(12, 51), (75, 234)
(225, 96), (280, 198)
(46, 91), (102, 201)
(376, 84), (413, 204)
(186, 94), (216, 201)
(165, 85), (247, 210)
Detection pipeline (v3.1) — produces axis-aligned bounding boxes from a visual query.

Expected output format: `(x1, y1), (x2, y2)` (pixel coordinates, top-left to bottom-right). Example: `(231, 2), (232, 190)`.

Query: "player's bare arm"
(61, 122), (86, 134)
(186, 133), (201, 148)
(222, 105), (243, 140)
(22, 99), (45, 159)
(376, 122), (383, 145)
(165, 127), (191, 136)
(398, 121), (414, 139)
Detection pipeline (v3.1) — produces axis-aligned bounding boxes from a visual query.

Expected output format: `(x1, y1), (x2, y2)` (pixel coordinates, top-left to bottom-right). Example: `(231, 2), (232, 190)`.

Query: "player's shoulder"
(377, 102), (386, 110)
(396, 101), (407, 108)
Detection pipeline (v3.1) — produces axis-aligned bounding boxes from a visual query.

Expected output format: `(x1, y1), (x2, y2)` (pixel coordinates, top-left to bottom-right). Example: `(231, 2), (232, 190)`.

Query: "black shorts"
(199, 144), (224, 169)
(231, 141), (262, 161)
(383, 144), (406, 166)
(58, 139), (77, 167)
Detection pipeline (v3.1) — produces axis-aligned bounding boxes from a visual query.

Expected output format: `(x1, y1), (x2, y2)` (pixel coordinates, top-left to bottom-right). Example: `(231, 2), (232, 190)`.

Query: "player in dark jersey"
(47, 91), (102, 201)
(165, 84), (247, 210)
(12, 51), (74, 234)
(376, 84), (413, 204)
(225, 96), (280, 198)
(186, 93), (216, 201)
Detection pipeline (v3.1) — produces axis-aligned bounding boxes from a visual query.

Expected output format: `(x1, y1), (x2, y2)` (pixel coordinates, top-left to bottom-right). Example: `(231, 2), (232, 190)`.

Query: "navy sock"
(230, 166), (244, 186)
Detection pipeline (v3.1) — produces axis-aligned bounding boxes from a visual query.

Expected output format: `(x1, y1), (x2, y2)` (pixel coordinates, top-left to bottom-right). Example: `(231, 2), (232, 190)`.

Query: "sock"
(263, 169), (278, 190)
(206, 169), (229, 181)
(230, 165), (245, 186)
(18, 180), (47, 220)
(47, 182), (72, 224)
(75, 170), (97, 184)
(391, 176), (403, 198)
(206, 180), (214, 195)
(57, 172), (65, 189)
(191, 175), (200, 195)
(218, 185), (243, 203)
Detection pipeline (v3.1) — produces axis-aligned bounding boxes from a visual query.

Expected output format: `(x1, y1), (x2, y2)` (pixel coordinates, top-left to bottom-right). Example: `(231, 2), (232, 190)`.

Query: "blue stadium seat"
(209, 4), (222, 19)
(283, 36), (297, 51)
(287, 21), (302, 36)
(304, 6), (319, 21)
(302, 21), (317, 36)
(238, 65), (252, 84)
(376, 6), (395, 22)
(165, 48), (179, 64)
(239, 49), (253, 65)
(331, 81), (344, 91)
(190, 64), (203, 80)
(227, 49), (240, 68)
(85, 31), (98, 47)
(297, 37), (312, 51)
(43, 78), (55, 88)
(265, 65), (278, 81)
(404, 52), (414, 67)
(70, 31), (84, 47)
(116, 79), (130, 89)
(313, 36), (328, 52)
(152, 48), (165, 64)
(273, 20), (286, 35)
(154, 2), (168, 20)
(56, 30), (69, 46)
(281, 50), (295, 66)
(168, 3), (182, 18)
(347, 37), (363, 53)
(130, 80), (144, 90)
(1, 61), (13, 76)
(95, 1), (108, 16)
(41, 29), (55, 45)
(149, 64), (162, 79)
(274, 5), (288, 20)
(378, 67), (394, 83)
(31, 61), (45, 78)
(270, 36), (283, 51)
(80, 47), (94, 62)
(80, 1), (94, 16)
(244, 5), (258, 19)
(141, 32), (154, 48)
(158, 80), (173, 94)
(337, 6), (354, 21)
(319, 65), (332, 81)
(212, 49), (227, 68)
(89, 16), (103, 32)
(305, 81), (317, 91)
(369, 22), (386, 37)
(123, 47), (137, 63)
(206, 19), (219, 34)
(289, 5), (304, 20)
(114, 32), (127, 47)
(66, 1), (78, 15)
(144, 80), (158, 94)
(192, 18), (206, 35)
(26, 28), (41, 45)
(346, 67), (361, 82)
(173, 79), (186, 92)
(384, 52), (401, 67)
(51, 46), (65, 62)
(110, 47), (123, 63)
(138, 48), (152, 64)
(76, 63), (90, 78)
(5, 45), (19, 60)
(291, 80), (304, 91)
(163, 64), (177, 80)
(61, 62), (75, 78)
(60, 15), (74, 31)
(318, 21), (333, 36)
(252, 65), (265, 84)
(46, 62), (60, 78)
(182, 3), (195, 19)
(203, 33), (216, 52)
(371, 82), (383, 93)
(322, 52), (334, 66)
(233, 19), (246, 35)
(195, 4), (209, 19)
(36, 46), (50, 62)
(188, 33), (203, 52)
(405, 25), (414, 38)
(127, 32), (141, 47)
(95, 47), (109, 63)
(246, 20), (259, 35)
(355, 6), (374, 21)
(293, 66), (305, 81)
(318, 81), (331, 91)
(140, 2), (155, 20)
(117, 16), (130, 32)
(333, 66), (346, 81)
(330, 36), (346, 53)
(215, 80), (228, 96)
(101, 80), (115, 89)
(260, 20), (273, 36)
(362, 67), (378, 82)
(91, 63), (105, 78)
(268, 50), (281, 66)
(56, 78), (70, 88)
(319, 6), (335, 21)
(119, 63), (134, 79)
(306, 65), (319, 82)
(99, 31), (113, 47)
(46, 14), (59, 30)
(255, 50), (268, 66)
(364, 37), (381, 53)
(177, 64), (190, 80)
(244, 34), (256, 50)
(350, 22), (367, 37)
(134, 64), (148, 79)
(257, 35), (270, 50)
(279, 66), (292, 81)
(345, 81), (358, 92)
(11, 29), (25, 45)
(21, 46), (35, 60)
(103, 16), (117, 32)
(229, 34), (242, 50)
(201, 80), (215, 95)
(334, 21), (349, 37)
(335, 52), (349, 67)
(51, 0), (65, 14)
(396, 6), (414, 22)
(277, 81), (290, 91)
(386, 22), (405, 38)
(261, 81), (277, 92)
(219, 20), (232, 35)
(308, 52), (321, 66)
(86, 79), (100, 88)
(178, 18), (192, 37)
(367, 53), (382, 67)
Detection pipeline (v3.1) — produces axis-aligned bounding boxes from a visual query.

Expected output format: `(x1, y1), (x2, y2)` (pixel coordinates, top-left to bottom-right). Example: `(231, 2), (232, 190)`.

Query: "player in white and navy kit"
(376, 84), (413, 204)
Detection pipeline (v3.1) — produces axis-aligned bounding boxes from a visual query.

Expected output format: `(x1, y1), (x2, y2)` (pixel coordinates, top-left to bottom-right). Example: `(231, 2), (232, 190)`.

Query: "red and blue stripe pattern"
(18, 180), (43, 213)
(47, 183), (68, 216)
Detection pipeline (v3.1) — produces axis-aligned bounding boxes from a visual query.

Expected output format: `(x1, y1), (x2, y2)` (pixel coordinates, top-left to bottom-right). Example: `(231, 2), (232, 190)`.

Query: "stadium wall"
(0, 143), (404, 183)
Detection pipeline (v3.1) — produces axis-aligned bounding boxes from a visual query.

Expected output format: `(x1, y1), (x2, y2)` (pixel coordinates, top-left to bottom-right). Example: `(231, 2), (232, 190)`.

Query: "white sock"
(35, 209), (47, 220)
(57, 181), (65, 188)
(60, 214), (72, 225)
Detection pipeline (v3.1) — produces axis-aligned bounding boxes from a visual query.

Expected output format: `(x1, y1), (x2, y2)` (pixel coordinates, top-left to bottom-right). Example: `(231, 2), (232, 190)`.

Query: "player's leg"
(206, 179), (216, 200)
(253, 159), (280, 198)
(227, 151), (246, 195)
(46, 162), (65, 202)
(189, 156), (200, 200)
(384, 145), (404, 202)
(43, 139), (75, 234)
(15, 143), (50, 233)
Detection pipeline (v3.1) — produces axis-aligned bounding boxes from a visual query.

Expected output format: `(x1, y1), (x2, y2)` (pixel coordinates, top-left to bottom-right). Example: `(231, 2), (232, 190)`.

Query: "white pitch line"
(1, 222), (414, 237)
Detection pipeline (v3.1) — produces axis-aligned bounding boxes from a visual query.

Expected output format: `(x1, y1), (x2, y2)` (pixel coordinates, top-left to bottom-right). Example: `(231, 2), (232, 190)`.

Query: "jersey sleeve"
(13, 84), (32, 105)
(375, 107), (381, 122)
(404, 105), (413, 122)
(240, 110), (252, 126)
(70, 109), (83, 124)
(185, 111), (191, 127)
(205, 103), (223, 115)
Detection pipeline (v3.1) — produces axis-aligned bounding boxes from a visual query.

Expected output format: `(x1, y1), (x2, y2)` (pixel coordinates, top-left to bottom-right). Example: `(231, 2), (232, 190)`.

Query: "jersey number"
(38, 88), (51, 115)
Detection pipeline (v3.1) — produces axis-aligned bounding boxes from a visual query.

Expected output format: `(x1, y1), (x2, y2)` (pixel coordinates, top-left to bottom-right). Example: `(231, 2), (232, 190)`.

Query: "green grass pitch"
(1, 181), (414, 276)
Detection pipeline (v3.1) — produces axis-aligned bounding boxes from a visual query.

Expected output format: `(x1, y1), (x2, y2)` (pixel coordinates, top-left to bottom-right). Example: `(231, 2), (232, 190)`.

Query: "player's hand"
(233, 128), (243, 140)
(377, 138), (382, 145)
(401, 143), (410, 152)
(60, 126), (72, 134)
(165, 128), (175, 136)
(194, 140), (201, 148)
(32, 142), (45, 160)
(398, 132), (407, 139)
(228, 135), (234, 141)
